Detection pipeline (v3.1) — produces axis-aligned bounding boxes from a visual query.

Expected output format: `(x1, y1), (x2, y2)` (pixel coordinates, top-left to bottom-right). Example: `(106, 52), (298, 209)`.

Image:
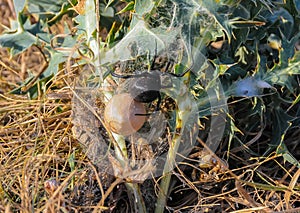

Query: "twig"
(93, 178), (123, 213)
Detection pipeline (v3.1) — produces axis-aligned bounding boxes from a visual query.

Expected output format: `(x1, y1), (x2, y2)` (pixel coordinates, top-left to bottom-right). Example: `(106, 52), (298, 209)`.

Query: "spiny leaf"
(43, 51), (67, 76)
(0, 31), (36, 55)
(135, 0), (155, 17)
(100, 3), (115, 18)
(276, 143), (300, 168)
(264, 50), (300, 91)
(130, 0), (155, 28)
(289, 94), (300, 110)
(101, 20), (180, 65)
(13, 0), (26, 15)
(27, 0), (72, 20)
(268, 105), (294, 149)
(116, 1), (134, 14)
(74, 0), (97, 43)
(10, 74), (53, 99)
(0, 16), (44, 55)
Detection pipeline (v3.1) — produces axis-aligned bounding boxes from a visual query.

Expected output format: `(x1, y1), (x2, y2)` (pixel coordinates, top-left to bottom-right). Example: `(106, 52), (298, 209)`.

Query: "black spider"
(110, 59), (191, 114)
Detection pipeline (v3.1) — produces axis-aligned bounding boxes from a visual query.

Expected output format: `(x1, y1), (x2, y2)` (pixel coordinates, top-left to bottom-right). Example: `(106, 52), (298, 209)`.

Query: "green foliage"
(0, 15), (43, 55)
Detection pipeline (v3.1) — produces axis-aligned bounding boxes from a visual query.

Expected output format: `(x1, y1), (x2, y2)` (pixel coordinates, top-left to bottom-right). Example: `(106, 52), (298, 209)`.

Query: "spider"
(110, 55), (192, 114)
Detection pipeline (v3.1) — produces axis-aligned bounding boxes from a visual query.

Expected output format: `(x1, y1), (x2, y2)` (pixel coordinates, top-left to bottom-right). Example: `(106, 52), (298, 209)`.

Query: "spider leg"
(168, 57), (194, 77)
(134, 112), (152, 116)
(165, 61), (172, 72)
(168, 65), (192, 77)
(110, 70), (132, 79)
(110, 70), (146, 79)
(150, 41), (158, 70)
(155, 93), (161, 111)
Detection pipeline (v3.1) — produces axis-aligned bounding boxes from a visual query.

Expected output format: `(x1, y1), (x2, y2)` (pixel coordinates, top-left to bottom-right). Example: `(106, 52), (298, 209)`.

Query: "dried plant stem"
(94, 178), (123, 212)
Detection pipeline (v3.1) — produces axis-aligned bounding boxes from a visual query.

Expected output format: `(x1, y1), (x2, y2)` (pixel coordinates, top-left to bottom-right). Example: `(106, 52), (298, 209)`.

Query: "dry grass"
(0, 0), (300, 212)
(0, 1), (103, 212)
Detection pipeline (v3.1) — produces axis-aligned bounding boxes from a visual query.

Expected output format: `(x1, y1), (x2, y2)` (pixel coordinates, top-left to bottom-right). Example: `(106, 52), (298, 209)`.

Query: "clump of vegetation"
(0, 0), (299, 212)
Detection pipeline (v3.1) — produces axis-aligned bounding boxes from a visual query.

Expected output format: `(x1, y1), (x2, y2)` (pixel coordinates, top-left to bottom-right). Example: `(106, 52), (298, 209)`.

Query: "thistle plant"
(0, 0), (299, 212)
